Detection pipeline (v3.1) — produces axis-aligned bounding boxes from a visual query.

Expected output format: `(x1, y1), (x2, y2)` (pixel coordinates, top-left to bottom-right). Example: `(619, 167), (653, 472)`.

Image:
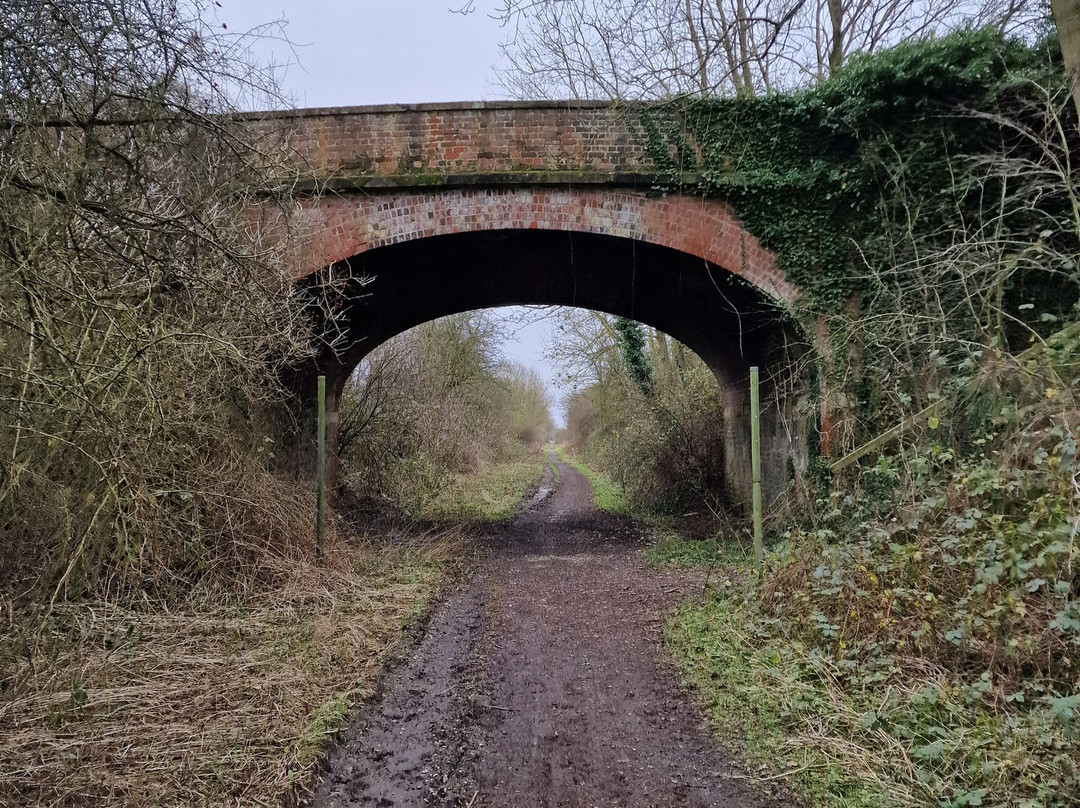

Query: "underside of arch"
(292, 188), (799, 305)
(309, 227), (807, 506)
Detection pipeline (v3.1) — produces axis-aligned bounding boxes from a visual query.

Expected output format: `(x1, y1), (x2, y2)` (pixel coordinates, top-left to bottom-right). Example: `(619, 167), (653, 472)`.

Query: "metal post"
(316, 374), (326, 563)
(750, 366), (763, 571)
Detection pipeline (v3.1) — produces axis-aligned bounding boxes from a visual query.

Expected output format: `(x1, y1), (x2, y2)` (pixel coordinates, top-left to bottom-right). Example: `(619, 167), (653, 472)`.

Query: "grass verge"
(0, 531), (463, 806)
(641, 529), (755, 568)
(666, 587), (889, 807)
(552, 445), (628, 514)
(547, 456), (560, 485)
(666, 567), (1080, 808)
(412, 458), (545, 521)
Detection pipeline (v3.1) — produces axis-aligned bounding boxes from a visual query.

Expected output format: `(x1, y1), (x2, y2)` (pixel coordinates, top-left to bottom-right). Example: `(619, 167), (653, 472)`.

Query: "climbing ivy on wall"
(613, 316), (654, 396)
(643, 27), (1074, 319)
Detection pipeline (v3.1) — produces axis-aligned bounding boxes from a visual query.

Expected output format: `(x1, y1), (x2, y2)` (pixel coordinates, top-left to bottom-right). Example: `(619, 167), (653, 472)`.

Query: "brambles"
(670, 379), (1079, 806)
(657, 31), (1080, 808)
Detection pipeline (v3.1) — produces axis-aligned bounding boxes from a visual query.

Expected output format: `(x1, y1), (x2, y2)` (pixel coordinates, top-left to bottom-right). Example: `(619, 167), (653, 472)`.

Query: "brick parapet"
(250, 102), (799, 305)
(255, 102), (653, 178)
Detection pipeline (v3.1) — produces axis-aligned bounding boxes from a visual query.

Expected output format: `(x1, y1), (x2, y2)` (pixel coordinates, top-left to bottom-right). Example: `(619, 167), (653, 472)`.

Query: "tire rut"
(312, 574), (488, 807)
(310, 453), (794, 808)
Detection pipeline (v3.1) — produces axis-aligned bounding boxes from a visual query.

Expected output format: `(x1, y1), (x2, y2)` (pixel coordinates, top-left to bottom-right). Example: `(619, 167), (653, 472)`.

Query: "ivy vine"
(641, 27), (1069, 317)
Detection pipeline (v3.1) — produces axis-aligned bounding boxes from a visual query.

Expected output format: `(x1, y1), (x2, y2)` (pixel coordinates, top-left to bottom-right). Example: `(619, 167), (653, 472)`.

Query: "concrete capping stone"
(239, 100), (635, 120)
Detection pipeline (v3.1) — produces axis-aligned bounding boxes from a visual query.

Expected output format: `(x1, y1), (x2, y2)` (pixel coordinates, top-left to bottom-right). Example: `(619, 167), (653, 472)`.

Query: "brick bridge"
(261, 101), (812, 504)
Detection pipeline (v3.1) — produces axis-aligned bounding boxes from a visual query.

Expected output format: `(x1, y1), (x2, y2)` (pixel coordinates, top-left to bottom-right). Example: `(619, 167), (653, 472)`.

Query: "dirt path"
(312, 453), (789, 808)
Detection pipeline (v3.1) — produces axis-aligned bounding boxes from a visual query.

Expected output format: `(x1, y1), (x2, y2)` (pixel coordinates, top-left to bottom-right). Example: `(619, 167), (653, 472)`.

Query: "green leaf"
(1050, 608), (1080, 634)
(957, 788), (987, 806)
(1050, 693), (1080, 725)
(913, 739), (944, 761)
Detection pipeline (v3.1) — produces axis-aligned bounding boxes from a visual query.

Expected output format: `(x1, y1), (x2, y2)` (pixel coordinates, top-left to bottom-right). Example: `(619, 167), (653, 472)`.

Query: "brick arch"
(295, 187), (798, 306)
(261, 102), (817, 507)
(295, 189), (808, 506)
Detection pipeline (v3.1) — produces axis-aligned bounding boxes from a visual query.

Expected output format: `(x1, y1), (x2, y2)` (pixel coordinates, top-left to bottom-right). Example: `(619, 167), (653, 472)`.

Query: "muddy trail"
(311, 453), (791, 808)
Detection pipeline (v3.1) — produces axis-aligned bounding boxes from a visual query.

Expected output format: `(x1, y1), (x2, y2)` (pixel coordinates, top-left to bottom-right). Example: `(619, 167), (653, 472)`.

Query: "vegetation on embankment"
(337, 310), (554, 523)
(0, 530), (464, 806)
(0, 6), (456, 797)
(550, 309), (727, 516)
(0, 0), (329, 604)
(637, 29), (1080, 808)
(655, 314), (1080, 806)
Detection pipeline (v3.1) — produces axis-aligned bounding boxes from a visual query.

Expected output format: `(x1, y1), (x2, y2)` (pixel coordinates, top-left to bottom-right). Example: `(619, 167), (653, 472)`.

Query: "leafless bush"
(0, 0), (320, 601)
(547, 309), (727, 511)
(338, 312), (553, 511)
(827, 78), (1080, 458)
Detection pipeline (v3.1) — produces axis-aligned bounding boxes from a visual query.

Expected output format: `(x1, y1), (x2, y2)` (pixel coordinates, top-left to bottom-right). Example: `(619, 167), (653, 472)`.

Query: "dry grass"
(0, 529), (469, 807)
(417, 458), (545, 522)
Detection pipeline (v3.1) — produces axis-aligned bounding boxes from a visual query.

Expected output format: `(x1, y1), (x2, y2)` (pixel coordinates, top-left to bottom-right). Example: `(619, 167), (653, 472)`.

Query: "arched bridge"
(260, 101), (813, 504)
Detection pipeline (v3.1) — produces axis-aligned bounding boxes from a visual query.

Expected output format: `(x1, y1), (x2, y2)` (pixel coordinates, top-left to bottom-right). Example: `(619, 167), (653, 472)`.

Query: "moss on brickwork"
(319, 169), (662, 191)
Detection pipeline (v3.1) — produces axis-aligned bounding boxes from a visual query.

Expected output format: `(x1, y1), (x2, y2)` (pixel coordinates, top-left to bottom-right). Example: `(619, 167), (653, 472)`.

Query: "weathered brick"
(286, 187), (797, 304)
(247, 102), (800, 304)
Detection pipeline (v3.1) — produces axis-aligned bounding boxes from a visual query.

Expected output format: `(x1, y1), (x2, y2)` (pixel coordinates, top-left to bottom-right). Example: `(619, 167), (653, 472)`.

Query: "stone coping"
(238, 100), (641, 119)
(279, 170), (701, 194)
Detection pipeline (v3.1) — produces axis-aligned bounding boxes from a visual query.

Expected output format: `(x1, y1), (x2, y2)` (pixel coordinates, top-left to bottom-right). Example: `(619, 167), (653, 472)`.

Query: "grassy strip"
(666, 588), (889, 807)
(408, 458), (545, 522)
(648, 531), (885, 805)
(551, 444), (628, 514)
(0, 533), (461, 806)
(666, 571), (1080, 808)
(642, 529), (755, 568)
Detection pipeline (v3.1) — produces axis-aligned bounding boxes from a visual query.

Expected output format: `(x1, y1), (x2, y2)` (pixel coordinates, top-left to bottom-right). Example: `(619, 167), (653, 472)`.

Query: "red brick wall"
(252, 102), (796, 303)
(256, 101), (652, 176)
(291, 187), (797, 305)
(257, 102), (807, 502)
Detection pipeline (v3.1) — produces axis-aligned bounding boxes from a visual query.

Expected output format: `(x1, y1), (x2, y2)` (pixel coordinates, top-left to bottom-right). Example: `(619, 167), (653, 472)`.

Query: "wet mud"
(311, 452), (793, 808)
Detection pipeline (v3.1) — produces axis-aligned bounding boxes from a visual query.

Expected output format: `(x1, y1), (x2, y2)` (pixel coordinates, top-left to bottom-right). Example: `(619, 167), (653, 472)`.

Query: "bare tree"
(503, 361), (556, 446)
(542, 308), (624, 390)
(338, 312), (529, 503)
(477, 0), (1042, 99)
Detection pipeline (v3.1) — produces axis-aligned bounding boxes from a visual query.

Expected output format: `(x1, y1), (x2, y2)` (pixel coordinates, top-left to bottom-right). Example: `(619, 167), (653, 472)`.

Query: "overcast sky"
(214, 1), (565, 419)
(216, 1), (512, 107)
